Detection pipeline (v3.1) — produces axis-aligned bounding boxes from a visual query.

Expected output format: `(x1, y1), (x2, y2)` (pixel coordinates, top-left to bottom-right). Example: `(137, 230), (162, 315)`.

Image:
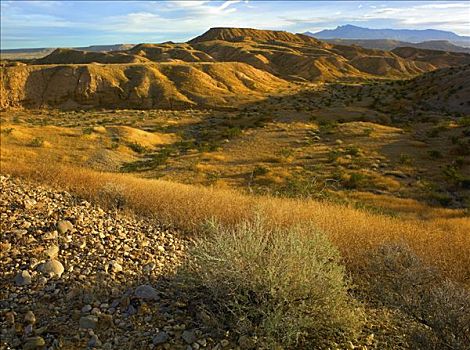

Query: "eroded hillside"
(0, 62), (290, 109)
(2, 27), (470, 111)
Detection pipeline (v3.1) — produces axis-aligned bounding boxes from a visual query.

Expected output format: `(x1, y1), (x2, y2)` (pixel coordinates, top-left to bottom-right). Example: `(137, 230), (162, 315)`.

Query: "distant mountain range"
(1, 44), (134, 60)
(321, 39), (470, 54)
(306, 25), (470, 46)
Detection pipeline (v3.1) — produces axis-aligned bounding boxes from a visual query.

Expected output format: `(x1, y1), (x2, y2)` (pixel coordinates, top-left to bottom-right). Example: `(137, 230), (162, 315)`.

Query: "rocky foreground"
(0, 176), (234, 349)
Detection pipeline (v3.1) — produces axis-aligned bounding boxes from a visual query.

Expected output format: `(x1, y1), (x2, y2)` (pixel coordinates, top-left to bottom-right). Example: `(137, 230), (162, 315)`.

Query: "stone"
(42, 231), (58, 240)
(45, 245), (59, 258)
(134, 284), (159, 300)
(24, 324), (33, 336)
(88, 334), (102, 348)
(23, 199), (37, 209)
(81, 305), (92, 313)
(5, 311), (15, 325)
(152, 331), (170, 345)
(23, 336), (45, 350)
(24, 311), (36, 325)
(79, 315), (98, 329)
(182, 330), (196, 344)
(107, 260), (123, 273)
(37, 259), (64, 278)
(14, 270), (32, 286)
(57, 220), (73, 234)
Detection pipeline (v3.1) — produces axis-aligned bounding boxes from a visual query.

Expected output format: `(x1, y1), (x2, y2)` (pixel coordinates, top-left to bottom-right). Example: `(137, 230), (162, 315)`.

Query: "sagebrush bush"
(362, 244), (470, 350)
(184, 217), (363, 348)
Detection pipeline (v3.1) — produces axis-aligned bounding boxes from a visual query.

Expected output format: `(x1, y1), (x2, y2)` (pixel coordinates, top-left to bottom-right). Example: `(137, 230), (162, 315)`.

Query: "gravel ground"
(0, 175), (235, 350)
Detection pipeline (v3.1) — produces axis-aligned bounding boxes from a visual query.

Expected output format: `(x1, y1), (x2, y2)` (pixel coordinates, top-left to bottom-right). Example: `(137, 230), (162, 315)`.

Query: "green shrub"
(399, 153), (412, 165)
(1, 127), (14, 135)
(82, 126), (94, 135)
(127, 142), (148, 154)
(345, 146), (360, 156)
(183, 218), (363, 348)
(457, 116), (470, 127)
(28, 137), (45, 147)
(344, 172), (367, 189)
(252, 165), (269, 177)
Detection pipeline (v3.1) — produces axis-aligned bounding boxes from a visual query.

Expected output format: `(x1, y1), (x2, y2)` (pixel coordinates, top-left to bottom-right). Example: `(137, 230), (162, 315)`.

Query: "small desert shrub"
(127, 142), (148, 154)
(345, 146), (360, 157)
(184, 218), (363, 348)
(28, 137), (45, 147)
(399, 153), (412, 165)
(252, 165), (269, 177)
(82, 126), (94, 135)
(1, 127), (14, 135)
(343, 172), (367, 189)
(457, 116), (470, 127)
(361, 244), (470, 350)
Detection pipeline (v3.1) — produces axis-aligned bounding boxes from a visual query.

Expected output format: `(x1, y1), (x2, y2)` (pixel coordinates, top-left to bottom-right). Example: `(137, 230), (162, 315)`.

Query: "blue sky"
(1, 1), (469, 49)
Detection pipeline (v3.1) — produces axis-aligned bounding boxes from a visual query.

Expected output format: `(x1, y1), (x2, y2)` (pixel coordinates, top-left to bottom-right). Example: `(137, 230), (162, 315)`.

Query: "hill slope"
(2, 27), (470, 110)
(0, 62), (289, 109)
(321, 39), (470, 53)
(16, 27), (470, 84)
(402, 64), (470, 113)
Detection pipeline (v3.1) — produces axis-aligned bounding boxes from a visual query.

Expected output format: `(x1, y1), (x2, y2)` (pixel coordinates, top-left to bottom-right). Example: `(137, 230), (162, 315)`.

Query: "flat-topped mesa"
(188, 27), (325, 45)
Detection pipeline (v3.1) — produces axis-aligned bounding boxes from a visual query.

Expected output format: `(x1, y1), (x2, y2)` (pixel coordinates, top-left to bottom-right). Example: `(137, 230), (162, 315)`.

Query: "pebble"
(42, 231), (58, 240)
(37, 259), (64, 278)
(79, 315), (98, 329)
(14, 270), (32, 286)
(88, 334), (102, 348)
(134, 284), (159, 300)
(25, 311), (36, 324)
(153, 331), (170, 345)
(45, 244), (59, 258)
(57, 220), (74, 234)
(107, 260), (123, 273)
(81, 304), (92, 313)
(23, 336), (45, 350)
(182, 330), (197, 344)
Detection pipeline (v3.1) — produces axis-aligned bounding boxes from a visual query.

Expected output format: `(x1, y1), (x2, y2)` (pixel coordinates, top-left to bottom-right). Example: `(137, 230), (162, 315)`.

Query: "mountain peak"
(310, 24), (469, 43)
(188, 27), (323, 45)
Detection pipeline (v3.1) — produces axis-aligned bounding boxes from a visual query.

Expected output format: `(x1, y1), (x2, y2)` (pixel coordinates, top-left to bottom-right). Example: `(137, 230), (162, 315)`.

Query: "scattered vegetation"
(28, 137), (45, 147)
(361, 244), (470, 350)
(184, 218), (363, 348)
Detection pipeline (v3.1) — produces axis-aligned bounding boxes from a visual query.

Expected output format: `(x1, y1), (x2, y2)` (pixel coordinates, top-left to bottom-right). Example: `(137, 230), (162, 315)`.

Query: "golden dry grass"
(2, 160), (469, 286)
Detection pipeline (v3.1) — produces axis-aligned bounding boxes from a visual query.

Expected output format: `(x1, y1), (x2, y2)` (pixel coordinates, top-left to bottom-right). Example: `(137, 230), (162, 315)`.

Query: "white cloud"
(419, 3), (469, 9)
(360, 3), (470, 35)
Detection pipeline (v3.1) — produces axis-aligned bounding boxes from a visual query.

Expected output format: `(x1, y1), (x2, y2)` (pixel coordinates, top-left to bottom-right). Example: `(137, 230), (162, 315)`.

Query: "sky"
(1, 1), (470, 49)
